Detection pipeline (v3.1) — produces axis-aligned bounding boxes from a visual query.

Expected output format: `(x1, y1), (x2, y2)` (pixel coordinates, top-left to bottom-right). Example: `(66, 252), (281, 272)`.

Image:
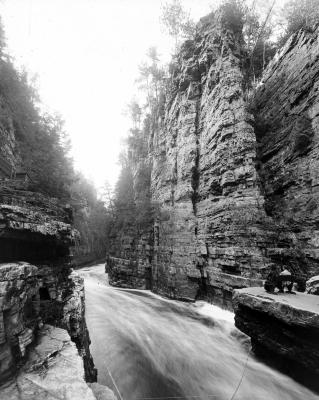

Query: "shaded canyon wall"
(0, 102), (98, 386)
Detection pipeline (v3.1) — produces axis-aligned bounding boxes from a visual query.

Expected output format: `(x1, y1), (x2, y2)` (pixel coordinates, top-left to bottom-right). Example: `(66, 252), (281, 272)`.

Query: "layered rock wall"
(150, 11), (274, 304)
(0, 182), (97, 385)
(251, 25), (319, 278)
(108, 13), (319, 307)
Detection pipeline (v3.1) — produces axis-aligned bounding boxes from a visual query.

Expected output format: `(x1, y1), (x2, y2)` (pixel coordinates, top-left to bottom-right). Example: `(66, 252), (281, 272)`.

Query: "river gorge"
(79, 264), (317, 400)
(1, 2), (319, 398)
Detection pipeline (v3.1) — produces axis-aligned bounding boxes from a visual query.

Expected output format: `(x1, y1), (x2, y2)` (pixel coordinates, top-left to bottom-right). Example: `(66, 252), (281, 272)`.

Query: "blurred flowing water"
(79, 264), (317, 400)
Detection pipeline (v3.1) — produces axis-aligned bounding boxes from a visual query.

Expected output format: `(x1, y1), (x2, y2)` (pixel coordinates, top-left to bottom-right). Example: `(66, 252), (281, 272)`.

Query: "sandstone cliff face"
(0, 182), (97, 386)
(150, 10), (271, 304)
(0, 262), (39, 385)
(108, 13), (319, 307)
(251, 25), (319, 278)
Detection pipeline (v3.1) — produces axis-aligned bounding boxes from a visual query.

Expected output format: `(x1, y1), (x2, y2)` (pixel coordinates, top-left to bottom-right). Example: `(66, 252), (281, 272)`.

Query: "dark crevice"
(190, 77), (202, 216)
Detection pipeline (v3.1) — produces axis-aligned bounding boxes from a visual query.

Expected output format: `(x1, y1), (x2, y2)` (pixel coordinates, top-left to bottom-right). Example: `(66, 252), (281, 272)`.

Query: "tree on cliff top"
(136, 46), (166, 121)
(281, 0), (319, 40)
(160, 0), (196, 49)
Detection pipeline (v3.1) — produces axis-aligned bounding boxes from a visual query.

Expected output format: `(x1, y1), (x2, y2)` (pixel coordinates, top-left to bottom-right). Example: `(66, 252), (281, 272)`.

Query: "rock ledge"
(233, 287), (319, 392)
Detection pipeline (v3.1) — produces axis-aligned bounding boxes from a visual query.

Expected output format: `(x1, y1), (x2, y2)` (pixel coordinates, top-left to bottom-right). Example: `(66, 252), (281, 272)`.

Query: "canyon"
(1, 3), (319, 398)
(107, 7), (319, 392)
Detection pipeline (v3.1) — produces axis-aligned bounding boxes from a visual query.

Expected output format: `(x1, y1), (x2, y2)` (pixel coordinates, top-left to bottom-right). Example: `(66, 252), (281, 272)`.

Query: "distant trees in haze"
(0, 16), (110, 263)
(71, 173), (110, 264)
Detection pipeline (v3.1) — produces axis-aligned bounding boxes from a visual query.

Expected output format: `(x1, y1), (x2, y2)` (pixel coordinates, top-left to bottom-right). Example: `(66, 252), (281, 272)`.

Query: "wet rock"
(88, 383), (118, 400)
(307, 275), (319, 295)
(0, 183), (98, 386)
(0, 262), (40, 385)
(233, 287), (319, 391)
(0, 325), (107, 400)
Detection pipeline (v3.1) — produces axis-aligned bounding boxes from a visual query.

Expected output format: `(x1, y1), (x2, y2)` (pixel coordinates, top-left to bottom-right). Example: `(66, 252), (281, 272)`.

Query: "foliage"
(279, 0), (319, 44)
(160, 0), (196, 49)
(110, 152), (157, 234)
(23, 112), (74, 197)
(0, 17), (110, 261)
(136, 47), (166, 117)
(220, 0), (246, 33)
(71, 173), (110, 262)
(0, 19), (74, 198)
(126, 99), (142, 129)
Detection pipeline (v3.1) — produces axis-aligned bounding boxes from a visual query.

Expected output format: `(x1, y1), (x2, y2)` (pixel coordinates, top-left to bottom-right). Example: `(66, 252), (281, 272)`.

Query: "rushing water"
(79, 264), (317, 400)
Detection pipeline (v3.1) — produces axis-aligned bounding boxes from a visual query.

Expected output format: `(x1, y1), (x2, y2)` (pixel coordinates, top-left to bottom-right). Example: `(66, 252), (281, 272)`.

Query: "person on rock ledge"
(264, 265), (306, 294)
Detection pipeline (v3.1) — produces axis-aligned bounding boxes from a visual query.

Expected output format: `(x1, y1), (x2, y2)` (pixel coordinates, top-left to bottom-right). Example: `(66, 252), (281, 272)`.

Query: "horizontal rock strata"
(0, 181), (97, 386)
(0, 262), (39, 385)
(108, 12), (319, 307)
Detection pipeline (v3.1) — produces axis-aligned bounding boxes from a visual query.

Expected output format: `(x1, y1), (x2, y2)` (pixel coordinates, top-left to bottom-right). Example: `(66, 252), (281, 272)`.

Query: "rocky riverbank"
(233, 287), (319, 392)
(0, 325), (115, 400)
(0, 182), (115, 397)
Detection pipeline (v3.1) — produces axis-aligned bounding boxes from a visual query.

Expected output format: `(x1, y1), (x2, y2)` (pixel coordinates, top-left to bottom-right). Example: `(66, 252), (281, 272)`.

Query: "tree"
(247, 0), (277, 81)
(100, 180), (115, 218)
(220, 0), (246, 34)
(136, 47), (166, 119)
(71, 173), (110, 263)
(126, 99), (142, 129)
(282, 0), (319, 39)
(218, 0), (278, 82)
(0, 44), (75, 198)
(160, 0), (196, 50)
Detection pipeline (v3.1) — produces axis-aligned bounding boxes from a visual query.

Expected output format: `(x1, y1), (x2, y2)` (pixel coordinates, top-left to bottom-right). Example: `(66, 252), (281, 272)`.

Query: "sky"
(0, 0), (216, 190)
(0, 0), (284, 190)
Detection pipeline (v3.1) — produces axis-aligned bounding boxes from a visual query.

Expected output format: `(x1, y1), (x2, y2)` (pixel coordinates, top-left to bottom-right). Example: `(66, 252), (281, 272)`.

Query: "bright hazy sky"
(0, 0), (216, 190)
(0, 0), (283, 190)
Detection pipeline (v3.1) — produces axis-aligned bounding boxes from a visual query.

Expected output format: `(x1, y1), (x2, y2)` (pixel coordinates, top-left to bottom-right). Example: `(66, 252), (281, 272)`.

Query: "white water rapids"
(78, 264), (317, 400)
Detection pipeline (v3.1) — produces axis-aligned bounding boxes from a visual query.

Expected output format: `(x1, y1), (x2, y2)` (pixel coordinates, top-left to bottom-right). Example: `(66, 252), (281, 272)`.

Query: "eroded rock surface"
(0, 325), (103, 400)
(0, 262), (39, 385)
(251, 25), (319, 279)
(0, 181), (98, 387)
(233, 287), (319, 391)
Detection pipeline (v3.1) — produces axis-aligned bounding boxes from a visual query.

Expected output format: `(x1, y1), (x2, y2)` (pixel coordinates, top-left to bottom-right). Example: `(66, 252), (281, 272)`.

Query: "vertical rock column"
(151, 10), (271, 303)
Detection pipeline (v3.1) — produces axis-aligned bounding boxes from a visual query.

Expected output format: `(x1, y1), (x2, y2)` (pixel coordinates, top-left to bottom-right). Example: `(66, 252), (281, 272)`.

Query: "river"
(78, 264), (317, 400)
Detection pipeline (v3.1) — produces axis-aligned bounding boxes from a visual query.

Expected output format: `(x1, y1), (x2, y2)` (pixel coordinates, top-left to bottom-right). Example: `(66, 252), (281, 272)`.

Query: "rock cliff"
(108, 12), (319, 307)
(0, 179), (99, 380)
(251, 25), (319, 279)
(0, 174), (107, 396)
